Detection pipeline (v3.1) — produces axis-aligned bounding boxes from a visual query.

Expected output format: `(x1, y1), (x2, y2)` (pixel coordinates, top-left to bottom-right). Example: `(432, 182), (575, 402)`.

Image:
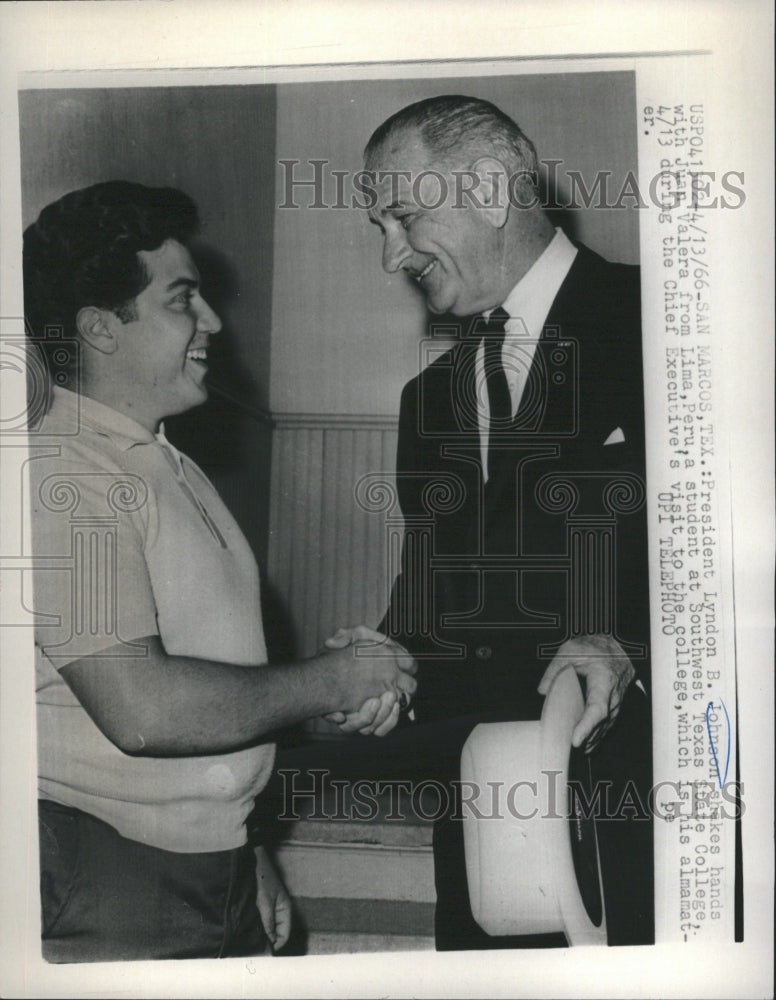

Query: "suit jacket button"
(474, 645), (493, 661)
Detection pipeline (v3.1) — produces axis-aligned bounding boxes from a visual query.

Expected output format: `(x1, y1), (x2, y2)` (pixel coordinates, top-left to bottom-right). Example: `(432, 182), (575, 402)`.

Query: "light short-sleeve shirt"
(28, 387), (275, 853)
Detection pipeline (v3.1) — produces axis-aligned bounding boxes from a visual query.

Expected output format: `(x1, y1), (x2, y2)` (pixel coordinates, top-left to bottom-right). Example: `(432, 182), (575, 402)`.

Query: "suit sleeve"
(604, 265), (651, 691)
(378, 377), (426, 656)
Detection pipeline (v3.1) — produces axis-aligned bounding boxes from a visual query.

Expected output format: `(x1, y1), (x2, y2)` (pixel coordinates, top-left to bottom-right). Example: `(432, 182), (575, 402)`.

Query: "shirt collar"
(49, 386), (157, 451)
(492, 228), (578, 340)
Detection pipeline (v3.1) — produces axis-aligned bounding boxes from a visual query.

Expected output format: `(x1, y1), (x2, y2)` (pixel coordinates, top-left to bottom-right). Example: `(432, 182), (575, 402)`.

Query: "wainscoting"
(266, 413), (401, 735)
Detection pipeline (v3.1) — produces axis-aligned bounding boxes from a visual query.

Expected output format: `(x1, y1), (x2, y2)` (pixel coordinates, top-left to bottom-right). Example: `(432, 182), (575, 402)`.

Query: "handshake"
(318, 625), (417, 737)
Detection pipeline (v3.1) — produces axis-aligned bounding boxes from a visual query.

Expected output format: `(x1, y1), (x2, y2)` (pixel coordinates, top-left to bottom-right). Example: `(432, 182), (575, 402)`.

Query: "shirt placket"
(155, 438), (228, 548)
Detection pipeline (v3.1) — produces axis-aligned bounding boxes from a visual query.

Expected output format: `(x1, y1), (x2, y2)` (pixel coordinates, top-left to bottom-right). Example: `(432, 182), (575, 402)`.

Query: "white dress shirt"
(478, 228), (578, 478)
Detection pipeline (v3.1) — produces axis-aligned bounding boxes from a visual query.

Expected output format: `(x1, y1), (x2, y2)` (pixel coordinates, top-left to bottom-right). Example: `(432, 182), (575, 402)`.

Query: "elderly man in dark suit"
(334, 95), (653, 950)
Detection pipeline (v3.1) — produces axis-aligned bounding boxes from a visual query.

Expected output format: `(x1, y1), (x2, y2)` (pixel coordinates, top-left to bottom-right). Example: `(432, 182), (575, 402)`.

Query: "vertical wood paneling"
(267, 416), (399, 661)
(318, 428), (339, 644)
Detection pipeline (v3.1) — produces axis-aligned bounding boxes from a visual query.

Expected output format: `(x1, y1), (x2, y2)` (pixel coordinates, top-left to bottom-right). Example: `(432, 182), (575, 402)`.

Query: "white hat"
(461, 666), (607, 945)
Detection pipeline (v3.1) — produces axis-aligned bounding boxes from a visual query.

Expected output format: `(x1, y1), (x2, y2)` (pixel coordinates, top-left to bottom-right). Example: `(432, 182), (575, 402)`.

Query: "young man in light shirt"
(25, 180), (416, 962)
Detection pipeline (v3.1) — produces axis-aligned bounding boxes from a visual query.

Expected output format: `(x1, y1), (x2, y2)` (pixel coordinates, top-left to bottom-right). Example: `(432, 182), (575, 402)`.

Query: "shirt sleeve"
(29, 452), (160, 666)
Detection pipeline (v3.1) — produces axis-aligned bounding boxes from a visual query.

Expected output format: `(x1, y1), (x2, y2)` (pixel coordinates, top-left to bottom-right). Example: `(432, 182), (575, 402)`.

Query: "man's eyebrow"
(164, 277), (199, 292)
(368, 200), (410, 225)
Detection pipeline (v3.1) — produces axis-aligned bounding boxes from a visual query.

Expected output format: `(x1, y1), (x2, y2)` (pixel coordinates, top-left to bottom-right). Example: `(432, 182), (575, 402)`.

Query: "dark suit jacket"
(384, 243), (650, 725)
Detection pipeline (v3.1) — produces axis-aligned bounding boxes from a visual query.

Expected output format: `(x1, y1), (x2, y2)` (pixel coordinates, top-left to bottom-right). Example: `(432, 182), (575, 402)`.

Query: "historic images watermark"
(277, 160), (746, 212)
(277, 767), (744, 824)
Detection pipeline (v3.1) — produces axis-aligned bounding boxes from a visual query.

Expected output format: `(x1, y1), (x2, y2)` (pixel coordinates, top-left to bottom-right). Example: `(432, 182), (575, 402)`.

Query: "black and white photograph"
(0, 3), (772, 998)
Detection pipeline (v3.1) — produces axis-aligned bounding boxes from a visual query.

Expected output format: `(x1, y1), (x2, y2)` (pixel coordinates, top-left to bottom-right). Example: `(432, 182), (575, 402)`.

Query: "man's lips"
(409, 258), (437, 282)
(186, 347), (208, 364)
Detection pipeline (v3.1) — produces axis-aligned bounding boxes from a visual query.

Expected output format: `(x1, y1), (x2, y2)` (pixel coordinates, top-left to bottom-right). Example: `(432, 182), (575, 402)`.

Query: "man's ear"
(75, 306), (119, 355)
(471, 156), (510, 229)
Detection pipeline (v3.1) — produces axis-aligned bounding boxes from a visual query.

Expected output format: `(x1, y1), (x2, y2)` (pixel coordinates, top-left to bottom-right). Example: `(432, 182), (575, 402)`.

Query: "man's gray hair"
(364, 94), (539, 184)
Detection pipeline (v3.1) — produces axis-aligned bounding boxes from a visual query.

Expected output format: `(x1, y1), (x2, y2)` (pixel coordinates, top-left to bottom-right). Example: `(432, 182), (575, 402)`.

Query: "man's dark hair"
(364, 94), (539, 184)
(23, 180), (199, 382)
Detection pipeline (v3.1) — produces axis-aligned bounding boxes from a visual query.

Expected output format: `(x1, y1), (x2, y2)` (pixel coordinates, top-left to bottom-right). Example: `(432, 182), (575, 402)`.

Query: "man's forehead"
(372, 171), (418, 206)
(373, 128), (429, 163)
(139, 239), (199, 287)
(367, 131), (448, 212)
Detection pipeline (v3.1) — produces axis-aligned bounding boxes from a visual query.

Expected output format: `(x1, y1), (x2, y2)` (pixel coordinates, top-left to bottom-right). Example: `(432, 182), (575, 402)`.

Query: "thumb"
(537, 658), (570, 696)
(257, 891), (276, 947)
(349, 625), (386, 645)
(324, 627), (353, 650)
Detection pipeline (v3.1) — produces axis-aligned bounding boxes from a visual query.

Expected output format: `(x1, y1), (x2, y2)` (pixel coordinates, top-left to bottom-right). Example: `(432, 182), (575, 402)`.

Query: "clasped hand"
(320, 629), (633, 749)
(322, 625), (416, 737)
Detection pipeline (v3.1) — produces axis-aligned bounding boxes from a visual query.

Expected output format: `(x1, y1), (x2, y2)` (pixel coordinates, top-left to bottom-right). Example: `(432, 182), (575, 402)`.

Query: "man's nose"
(382, 227), (412, 274)
(196, 297), (222, 335)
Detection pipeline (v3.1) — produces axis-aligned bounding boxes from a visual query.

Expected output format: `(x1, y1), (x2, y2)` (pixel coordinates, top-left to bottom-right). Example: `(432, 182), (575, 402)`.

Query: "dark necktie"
(480, 307), (510, 481)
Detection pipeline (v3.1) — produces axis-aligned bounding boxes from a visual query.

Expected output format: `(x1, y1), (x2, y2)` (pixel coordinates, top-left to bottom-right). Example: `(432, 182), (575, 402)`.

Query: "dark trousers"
(38, 800), (266, 963)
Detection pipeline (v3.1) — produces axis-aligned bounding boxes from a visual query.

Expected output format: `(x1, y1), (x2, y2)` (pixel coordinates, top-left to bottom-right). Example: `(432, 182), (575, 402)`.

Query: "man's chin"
(170, 385), (209, 418)
(190, 385), (209, 409)
(424, 286), (470, 318)
(427, 301), (471, 319)
(424, 291), (456, 316)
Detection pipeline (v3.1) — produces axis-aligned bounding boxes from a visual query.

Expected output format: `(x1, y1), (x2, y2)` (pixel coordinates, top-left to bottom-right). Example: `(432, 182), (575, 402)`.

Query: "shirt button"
(474, 645), (493, 661)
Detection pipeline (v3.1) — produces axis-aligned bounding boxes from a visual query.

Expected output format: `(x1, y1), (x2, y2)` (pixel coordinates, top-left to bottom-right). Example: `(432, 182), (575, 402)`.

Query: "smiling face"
(367, 128), (505, 316)
(105, 239), (221, 429)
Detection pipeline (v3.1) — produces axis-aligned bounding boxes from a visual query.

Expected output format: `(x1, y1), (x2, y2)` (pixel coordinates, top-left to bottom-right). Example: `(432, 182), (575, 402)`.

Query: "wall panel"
(267, 415), (400, 665)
